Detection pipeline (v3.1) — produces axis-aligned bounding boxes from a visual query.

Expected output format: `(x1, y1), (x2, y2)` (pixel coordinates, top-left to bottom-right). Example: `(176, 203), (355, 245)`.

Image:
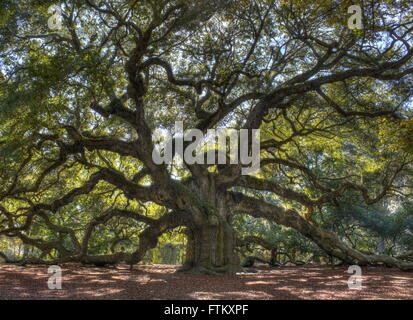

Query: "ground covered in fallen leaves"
(0, 264), (412, 300)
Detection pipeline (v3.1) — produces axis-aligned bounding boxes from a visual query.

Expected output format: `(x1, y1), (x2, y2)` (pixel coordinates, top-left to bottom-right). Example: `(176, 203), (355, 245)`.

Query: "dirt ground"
(0, 264), (412, 300)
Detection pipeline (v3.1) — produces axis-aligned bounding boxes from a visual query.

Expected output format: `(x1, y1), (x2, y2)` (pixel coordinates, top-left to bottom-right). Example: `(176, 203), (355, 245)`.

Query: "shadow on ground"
(0, 264), (412, 300)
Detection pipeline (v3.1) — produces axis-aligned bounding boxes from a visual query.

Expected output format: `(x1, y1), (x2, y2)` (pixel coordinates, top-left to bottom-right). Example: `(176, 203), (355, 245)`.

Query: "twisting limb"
(229, 192), (413, 271)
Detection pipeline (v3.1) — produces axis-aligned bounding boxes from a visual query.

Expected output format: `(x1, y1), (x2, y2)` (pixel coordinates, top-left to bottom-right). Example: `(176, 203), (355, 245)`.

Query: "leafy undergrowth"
(0, 264), (412, 300)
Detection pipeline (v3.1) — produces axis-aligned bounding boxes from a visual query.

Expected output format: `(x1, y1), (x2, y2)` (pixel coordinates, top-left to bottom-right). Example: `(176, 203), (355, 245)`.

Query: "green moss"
(170, 180), (219, 219)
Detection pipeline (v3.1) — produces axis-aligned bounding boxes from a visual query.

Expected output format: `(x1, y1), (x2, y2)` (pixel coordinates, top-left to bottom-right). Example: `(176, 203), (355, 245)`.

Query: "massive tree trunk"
(182, 217), (240, 274)
(179, 186), (241, 274)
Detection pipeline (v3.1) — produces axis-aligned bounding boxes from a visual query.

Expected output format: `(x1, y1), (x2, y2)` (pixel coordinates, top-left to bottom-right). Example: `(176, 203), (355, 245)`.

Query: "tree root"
(241, 255), (306, 268)
(177, 264), (244, 275)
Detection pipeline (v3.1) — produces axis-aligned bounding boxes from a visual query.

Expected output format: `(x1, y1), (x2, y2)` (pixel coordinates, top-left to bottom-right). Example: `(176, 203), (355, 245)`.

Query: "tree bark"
(181, 219), (240, 274)
(180, 189), (241, 274)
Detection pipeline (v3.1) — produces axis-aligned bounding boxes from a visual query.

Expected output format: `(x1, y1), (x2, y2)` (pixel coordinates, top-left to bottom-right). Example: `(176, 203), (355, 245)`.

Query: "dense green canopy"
(0, 0), (412, 272)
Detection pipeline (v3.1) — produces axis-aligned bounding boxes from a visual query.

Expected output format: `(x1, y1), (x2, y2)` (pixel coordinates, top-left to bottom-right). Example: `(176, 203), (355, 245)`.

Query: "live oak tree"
(1, 0), (413, 273)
